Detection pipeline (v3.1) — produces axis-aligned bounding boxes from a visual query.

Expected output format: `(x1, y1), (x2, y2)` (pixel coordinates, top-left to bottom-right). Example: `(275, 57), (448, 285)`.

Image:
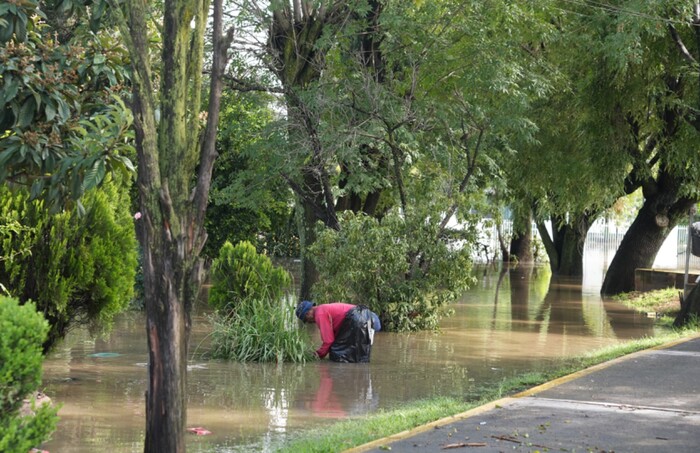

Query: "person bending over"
(295, 300), (380, 363)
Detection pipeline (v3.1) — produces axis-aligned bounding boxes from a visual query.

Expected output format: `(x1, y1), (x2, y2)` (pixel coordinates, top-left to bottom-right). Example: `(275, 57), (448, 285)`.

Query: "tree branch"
(221, 73), (285, 93)
(192, 0), (235, 252)
(668, 24), (697, 65)
(438, 126), (484, 234)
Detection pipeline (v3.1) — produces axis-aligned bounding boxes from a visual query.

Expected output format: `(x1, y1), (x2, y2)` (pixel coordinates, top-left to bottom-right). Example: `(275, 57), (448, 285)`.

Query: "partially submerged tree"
(260, 0), (355, 299)
(511, 1), (700, 285)
(234, 1), (557, 305)
(109, 0), (233, 450)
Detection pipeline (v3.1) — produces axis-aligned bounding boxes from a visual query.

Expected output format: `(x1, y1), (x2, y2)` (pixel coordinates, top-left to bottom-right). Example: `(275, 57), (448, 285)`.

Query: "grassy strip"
(612, 287), (681, 317)
(275, 327), (699, 453)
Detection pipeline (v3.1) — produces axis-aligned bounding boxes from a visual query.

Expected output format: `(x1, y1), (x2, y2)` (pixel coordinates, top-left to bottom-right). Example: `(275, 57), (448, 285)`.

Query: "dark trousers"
(329, 306), (373, 363)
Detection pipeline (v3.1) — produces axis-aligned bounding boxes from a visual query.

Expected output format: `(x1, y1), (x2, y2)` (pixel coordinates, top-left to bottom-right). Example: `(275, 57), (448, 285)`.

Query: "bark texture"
(267, 3), (346, 299)
(674, 282), (700, 327)
(116, 0), (233, 451)
(509, 210), (533, 264)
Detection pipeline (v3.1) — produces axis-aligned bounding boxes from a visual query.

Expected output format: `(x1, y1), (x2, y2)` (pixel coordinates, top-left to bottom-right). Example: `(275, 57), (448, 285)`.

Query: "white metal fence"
(473, 219), (700, 271)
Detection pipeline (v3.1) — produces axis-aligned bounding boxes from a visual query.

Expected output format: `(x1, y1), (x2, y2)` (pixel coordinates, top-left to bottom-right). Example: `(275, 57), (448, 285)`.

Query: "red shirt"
(313, 303), (355, 358)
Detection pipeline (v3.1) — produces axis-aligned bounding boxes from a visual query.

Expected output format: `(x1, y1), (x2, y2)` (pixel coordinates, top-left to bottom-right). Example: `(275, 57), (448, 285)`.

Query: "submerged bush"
(309, 211), (474, 332)
(208, 240), (291, 313)
(207, 241), (310, 362)
(0, 297), (59, 452)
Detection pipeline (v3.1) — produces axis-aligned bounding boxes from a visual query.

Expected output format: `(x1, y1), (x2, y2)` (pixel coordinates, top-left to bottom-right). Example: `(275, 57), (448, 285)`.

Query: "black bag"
(329, 306), (374, 363)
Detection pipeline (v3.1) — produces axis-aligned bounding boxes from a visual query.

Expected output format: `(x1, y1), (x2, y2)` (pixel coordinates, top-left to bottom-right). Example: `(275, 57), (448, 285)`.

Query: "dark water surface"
(40, 265), (658, 452)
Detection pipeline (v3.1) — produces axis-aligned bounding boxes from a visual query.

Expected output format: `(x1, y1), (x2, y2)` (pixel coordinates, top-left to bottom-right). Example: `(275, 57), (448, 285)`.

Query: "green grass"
(274, 397), (475, 453)
(274, 327), (700, 453)
(612, 287), (681, 317)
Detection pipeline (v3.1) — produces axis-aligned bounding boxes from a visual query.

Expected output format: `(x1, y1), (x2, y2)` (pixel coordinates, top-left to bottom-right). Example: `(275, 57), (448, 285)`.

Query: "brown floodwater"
(39, 265), (658, 452)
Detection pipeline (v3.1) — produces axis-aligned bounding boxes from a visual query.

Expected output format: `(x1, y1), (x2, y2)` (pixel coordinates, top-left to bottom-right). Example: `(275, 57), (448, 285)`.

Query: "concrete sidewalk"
(347, 335), (700, 453)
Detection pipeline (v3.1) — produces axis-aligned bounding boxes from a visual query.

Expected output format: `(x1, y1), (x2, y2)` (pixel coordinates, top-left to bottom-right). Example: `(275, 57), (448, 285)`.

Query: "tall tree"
(586, 1), (700, 295)
(109, 0), (233, 450)
(247, 0), (555, 299)
(511, 1), (700, 283)
(262, 0), (353, 299)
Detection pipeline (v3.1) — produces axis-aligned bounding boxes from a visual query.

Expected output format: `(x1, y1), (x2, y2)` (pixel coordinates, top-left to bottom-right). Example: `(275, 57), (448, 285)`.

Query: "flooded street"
(38, 261), (662, 452)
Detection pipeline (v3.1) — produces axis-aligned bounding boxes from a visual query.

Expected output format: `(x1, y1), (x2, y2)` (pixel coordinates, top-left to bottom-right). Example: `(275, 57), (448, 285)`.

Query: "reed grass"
(209, 297), (315, 362)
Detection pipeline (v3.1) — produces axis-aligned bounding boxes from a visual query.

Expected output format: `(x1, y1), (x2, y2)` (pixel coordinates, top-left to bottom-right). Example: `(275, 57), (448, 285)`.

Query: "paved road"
(347, 335), (700, 453)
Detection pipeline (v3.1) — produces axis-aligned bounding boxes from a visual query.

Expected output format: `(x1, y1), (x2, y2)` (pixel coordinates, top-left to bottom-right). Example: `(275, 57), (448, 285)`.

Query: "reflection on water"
(40, 265), (657, 452)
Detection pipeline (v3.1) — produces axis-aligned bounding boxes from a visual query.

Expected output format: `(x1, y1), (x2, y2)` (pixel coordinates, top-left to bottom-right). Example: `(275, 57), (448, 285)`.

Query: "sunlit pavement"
(349, 335), (700, 453)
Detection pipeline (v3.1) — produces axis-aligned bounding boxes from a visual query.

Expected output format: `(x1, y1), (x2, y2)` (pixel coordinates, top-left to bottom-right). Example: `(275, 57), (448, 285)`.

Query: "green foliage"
(0, 1), (135, 211)
(612, 287), (680, 318)
(310, 211), (475, 332)
(275, 397), (473, 453)
(0, 177), (138, 348)
(209, 296), (315, 362)
(207, 241), (311, 362)
(0, 296), (59, 452)
(205, 90), (297, 258)
(208, 240), (292, 313)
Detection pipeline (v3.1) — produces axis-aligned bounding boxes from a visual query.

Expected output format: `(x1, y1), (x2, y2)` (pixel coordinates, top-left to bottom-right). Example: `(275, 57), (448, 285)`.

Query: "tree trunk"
(557, 226), (585, 276)
(297, 195), (320, 300)
(117, 1), (232, 451)
(601, 191), (695, 295)
(140, 223), (191, 453)
(509, 210), (533, 264)
(509, 265), (533, 325)
(674, 282), (699, 327)
(537, 212), (594, 277)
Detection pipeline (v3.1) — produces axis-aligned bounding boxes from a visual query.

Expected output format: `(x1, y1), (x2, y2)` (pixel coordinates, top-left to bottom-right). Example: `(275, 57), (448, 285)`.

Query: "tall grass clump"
(210, 296), (314, 362)
(208, 241), (314, 362)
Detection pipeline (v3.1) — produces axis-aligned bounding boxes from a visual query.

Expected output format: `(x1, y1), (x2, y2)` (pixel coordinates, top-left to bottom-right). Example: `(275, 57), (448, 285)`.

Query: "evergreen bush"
(0, 296), (59, 453)
(208, 240), (292, 313)
(0, 177), (138, 348)
(208, 241), (313, 362)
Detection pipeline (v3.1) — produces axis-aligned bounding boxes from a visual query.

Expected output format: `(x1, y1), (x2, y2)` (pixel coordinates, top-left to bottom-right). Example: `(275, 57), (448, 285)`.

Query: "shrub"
(309, 211), (474, 331)
(0, 177), (138, 349)
(209, 296), (315, 362)
(0, 296), (59, 453)
(208, 240), (291, 313)
(207, 241), (312, 362)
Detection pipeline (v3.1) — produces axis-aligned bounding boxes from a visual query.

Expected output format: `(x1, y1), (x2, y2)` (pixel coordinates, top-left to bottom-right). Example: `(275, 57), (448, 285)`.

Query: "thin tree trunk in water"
(537, 213), (593, 277)
(509, 265), (533, 324)
(298, 197), (320, 300)
(536, 221), (558, 271)
(557, 226), (585, 276)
